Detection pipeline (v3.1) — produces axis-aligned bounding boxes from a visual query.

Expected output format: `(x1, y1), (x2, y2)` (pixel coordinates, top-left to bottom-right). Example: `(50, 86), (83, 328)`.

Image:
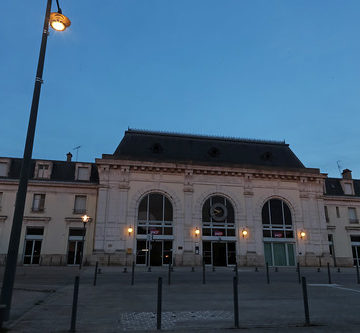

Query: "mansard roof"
(109, 129), (307, 170)
(325, 178), (360, 197)
(2, 158), (99, 183)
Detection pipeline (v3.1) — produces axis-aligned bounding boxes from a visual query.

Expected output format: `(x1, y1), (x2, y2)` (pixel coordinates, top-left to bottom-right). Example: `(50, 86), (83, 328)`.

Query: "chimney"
(342, 169), (352, 180)
(66, 152), (73, 162)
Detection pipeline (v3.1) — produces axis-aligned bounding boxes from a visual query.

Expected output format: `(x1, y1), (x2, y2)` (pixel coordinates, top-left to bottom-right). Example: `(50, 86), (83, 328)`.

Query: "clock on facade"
(210, 202), (228, 222)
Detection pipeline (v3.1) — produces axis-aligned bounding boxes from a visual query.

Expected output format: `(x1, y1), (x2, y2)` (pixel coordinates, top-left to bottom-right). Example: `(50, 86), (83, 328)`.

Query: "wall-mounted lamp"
(195, 227), (200, 237)
(241, 228), (248, 238)
(300, 231), (306, 239)
(128, 226), (133, 236)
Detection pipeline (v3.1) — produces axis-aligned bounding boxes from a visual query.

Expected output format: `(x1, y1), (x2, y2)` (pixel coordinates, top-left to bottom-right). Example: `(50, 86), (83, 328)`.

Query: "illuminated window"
(202, 196), (235, 237)
(137, 193), (173, 235)
(262, 199), (293, 239)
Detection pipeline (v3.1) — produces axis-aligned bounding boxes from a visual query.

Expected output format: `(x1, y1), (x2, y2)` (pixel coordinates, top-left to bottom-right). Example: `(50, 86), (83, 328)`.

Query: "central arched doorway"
(202, 195), (236, 266)
(136, 192), (173, 266)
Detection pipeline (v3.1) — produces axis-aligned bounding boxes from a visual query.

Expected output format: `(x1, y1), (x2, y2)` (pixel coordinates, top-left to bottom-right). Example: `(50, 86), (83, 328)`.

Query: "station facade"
(1, 129), (359, 267)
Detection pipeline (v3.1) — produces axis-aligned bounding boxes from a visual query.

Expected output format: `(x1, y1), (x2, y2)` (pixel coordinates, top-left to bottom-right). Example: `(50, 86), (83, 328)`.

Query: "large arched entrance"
(136, 192), (173, 266)
(262, 198), (295, 266)
(202, 195), (236, 266)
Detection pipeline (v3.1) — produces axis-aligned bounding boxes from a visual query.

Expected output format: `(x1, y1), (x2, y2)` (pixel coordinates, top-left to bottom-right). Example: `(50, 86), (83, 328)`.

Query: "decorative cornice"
(96, 159), (325, 183)
(324, 195), (360, 203)
(0, 179), (98, 190)
(327, 225), (336, 230)
(23, 216), (51, 223)
(65, 217), (93, 223)
(345, 225), (360, 231)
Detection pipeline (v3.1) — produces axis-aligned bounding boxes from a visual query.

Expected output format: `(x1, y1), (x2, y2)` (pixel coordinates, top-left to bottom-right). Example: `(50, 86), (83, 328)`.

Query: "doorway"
(351, 235), (360, 266)
(23, 227), (43, 265)
(264, 242), (295, 266)
(202, 241), (236, 266)
(136, 239), (173, 266)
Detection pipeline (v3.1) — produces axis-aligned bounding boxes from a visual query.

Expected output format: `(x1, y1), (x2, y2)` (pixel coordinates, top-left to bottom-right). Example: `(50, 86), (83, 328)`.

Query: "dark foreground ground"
(1, 265), (360, 332)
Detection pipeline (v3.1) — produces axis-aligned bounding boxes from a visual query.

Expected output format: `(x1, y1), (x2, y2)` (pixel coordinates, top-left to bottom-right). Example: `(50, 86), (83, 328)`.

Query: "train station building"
(0, 129), (359, 267)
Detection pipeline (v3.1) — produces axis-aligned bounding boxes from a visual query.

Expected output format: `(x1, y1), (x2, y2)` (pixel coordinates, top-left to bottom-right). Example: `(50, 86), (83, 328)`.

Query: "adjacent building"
(0, 154), (98, 266)
(0, 129), (359, 267)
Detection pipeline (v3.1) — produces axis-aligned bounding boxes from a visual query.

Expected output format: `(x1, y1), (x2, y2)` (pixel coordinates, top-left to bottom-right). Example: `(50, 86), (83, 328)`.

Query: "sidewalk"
(1, 266), (360, 332)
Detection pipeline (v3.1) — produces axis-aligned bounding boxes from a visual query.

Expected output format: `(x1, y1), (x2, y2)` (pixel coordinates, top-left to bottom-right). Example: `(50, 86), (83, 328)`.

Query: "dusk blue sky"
(1, 1), (359, 178)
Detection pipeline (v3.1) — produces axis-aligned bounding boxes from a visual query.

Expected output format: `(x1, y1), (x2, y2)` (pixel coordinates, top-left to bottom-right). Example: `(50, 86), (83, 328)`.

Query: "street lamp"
(195, 227), (200, 237)
(241, 228), (248, 238)
(0, 0), (71, 325)
(79, 214), (90, 269)
(128, 226), (134, 236)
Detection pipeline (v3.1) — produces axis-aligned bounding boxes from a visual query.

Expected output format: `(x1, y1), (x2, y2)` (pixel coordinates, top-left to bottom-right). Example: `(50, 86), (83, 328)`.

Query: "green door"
(273, 243), (287, 266)
(287, 243), (295, 266)
(264, 242), (273, 266)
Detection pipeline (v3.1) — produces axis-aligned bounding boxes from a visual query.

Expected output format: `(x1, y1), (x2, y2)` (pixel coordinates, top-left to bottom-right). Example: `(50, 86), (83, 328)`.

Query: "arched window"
(202, 195), (235, 237)
(137, 193), (173, 235)
(262, 199), (293, 239)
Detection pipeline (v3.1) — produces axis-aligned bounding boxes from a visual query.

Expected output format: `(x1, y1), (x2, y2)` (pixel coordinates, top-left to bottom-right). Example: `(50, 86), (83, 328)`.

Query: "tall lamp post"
(0, 0), (71, 325)
(79, 214), (90, 269)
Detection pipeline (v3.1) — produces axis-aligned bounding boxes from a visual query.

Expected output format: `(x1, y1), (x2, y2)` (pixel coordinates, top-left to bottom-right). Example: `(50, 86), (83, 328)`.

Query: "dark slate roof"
(325, 178), (360, 197)
(109, 129), (308, 170)
(3, 158), (99, 183)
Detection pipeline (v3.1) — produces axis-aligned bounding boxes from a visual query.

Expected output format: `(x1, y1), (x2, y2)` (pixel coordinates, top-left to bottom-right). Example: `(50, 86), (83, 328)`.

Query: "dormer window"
(75, 164), (91, 181)
(34, 161), (52, 179)
(37, 164), (49, 178)
(343, 182), (353, 195)
(0, 160), (9, 177)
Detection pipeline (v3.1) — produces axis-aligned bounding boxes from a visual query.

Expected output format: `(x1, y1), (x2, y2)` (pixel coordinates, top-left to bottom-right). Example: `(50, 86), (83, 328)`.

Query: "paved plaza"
(1, 265), (360, 332)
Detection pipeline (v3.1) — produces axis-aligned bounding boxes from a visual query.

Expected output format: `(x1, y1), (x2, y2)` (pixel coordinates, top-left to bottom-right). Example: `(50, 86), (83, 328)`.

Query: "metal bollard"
(93, 261), (99, 286)
(202, 260), (206, 284)
(70, 276), (80, 332)
(317, 267), (320, 273)
(0, 304), (6, 329)
(337, 268), (341, 273)
(275, 267), (278, 272)
(212, 266), (215, 272)
(356, 261), (360, 284)
(131, 261), (135, 286)
(327, 263), (332, 284)
(148, 266), (152, 272)
(168, 262), (171, 286)
(123, 267), (127, 273)
(266, 262), (270, 284)
(301, 276), (310, 326)
(191, 266), (195, 272)
(255, 266), (258, 272)
(157, 277), (162, 330)
(233, 276), (239, 328)
(297, 262), (301, 284)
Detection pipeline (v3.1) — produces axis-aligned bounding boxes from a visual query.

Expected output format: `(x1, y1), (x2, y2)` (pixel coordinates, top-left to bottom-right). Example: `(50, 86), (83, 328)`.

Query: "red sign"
(149, 228), (160, 235)
(273, 232), (283, 238)
(214, 230), (224, 236)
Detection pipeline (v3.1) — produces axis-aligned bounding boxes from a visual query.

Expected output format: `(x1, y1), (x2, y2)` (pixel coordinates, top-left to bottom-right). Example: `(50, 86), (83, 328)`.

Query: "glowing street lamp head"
(50, 12), (71, 31)
(242, 229), (248, 238)
(300, 231), (306, 239)
(82, 214), (90, 223)
(128, 226), (133, 236)
(195, 228), (200, 236)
